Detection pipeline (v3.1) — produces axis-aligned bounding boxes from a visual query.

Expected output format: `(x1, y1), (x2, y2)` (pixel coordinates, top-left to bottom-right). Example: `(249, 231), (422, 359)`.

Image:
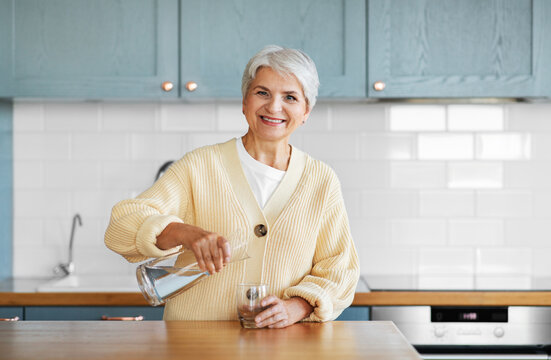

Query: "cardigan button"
(254, 224), (267, 237)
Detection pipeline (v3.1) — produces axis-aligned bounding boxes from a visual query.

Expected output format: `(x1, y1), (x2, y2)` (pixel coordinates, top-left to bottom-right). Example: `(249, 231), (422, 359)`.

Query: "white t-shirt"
(236, 137), (286, 209)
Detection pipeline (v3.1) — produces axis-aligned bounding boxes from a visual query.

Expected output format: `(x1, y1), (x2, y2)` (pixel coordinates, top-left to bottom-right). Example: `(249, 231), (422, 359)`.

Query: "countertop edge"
(1, 291), (551, 306)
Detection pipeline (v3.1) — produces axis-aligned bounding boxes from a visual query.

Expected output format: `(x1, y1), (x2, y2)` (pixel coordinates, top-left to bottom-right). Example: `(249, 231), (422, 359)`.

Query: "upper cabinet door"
(2, 0), (179, 99)
(368, 0), (551, 98)
(180, 0), (366, 99)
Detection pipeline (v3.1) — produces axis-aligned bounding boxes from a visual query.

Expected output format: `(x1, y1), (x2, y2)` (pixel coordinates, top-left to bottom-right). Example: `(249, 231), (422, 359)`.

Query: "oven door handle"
(422, 354), (549, 360)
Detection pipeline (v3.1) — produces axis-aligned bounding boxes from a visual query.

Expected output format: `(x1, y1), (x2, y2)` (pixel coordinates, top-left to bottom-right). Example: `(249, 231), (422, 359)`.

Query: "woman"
(105, 45), (359, 328)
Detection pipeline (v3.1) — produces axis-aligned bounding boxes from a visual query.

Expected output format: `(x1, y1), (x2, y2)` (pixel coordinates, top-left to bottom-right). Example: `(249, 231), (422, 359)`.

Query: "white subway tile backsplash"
(186, 133), (243, 153)
(332, 104), (386, 132)
(477, 191), (532, 218)
(389, 105), (446, 131)
(448, 162), (503, 189)
(533, 191), (551, 218)
(13, 161), (43, 189)
(303, 133), (357, 160)
(449, 219), (504, 246)
(418, 134), (473, 160)
(420, 191), (475, 217)
(362, 190), (418, 217)
(504, 161), (551, 189)
(161, 103), (216, 131)
(10, 101), (551, 281)
(419, 248), (474, 275)
(14, 190), (71, 218)
(476, 133), (531, 160)
(14, 133), (71, 160)
(216, 103), (248, 132)
(391, 219), (447, 246)
(72, 133), (129, 160)
(331, 161), (388, 189)
(448, 105), (504, 131)
(390, 162), (447, 189)
(43, 161), (100, 190)
(13, 102), (44, 132)
(101, 103), (158, 132)
(13, 218), (43, 245)
(508, 104), (551, 132)
(533, 248), (551, 276)
(360, 134), (414, 160)
(44, 103), (100, 132)
(504, 219), (551, 247)
(359, 247), (418, 275)
(476, 248), (532, 275)
(302, 103), (330, 131)
(130, 133), (183, 161)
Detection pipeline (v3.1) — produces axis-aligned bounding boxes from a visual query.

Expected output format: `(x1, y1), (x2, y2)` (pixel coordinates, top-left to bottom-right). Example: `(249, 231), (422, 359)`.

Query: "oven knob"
(434, 327), (446, 338)
(493, 327), (505, 338)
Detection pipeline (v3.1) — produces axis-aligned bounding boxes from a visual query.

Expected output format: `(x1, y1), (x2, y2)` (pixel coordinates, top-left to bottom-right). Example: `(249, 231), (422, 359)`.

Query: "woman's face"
(242, 67), (310, 144)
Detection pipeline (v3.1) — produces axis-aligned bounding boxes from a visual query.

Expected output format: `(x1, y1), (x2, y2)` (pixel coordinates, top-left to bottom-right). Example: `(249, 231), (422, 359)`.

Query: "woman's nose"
(266, 97), (282, 113)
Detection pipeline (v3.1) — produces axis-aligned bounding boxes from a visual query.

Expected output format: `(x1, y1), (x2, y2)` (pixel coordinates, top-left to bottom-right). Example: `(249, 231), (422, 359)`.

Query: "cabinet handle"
(161, 81), (174, 92)
(185, 81), (198, 92)
(101, 315), (144, 321)
(0, 316), (20, 321)
(373, 81), (386, 91)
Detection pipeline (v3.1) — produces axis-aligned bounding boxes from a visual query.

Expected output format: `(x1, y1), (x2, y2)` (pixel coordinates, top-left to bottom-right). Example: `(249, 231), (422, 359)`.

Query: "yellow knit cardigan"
(105, 139), (359, 321)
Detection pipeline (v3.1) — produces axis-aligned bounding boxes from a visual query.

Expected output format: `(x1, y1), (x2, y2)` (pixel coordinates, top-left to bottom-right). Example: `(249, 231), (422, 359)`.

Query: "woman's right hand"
(156, 223), (231, 274)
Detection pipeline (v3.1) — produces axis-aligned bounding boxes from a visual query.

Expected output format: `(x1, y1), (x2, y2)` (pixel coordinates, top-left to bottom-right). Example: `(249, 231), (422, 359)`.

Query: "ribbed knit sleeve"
(104, 164), (190, 263)
(282, 175), (359, 322)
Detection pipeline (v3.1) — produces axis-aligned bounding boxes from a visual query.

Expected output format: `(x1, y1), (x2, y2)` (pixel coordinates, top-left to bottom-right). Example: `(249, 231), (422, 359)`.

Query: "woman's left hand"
(254, 296), (314, 329)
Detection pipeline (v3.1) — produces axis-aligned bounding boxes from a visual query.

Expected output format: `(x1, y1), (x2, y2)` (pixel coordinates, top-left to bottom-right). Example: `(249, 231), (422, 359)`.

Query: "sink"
(36, 274), (140, 293)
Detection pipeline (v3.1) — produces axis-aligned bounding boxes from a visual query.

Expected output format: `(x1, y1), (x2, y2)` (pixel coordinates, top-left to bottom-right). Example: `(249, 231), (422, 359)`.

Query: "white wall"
(12, 100), (551, 288)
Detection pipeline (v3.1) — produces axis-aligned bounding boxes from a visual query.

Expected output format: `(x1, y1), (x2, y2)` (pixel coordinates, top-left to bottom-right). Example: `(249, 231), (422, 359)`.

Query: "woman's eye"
(256, 91), (268, 96)
(285, 95), (297, 101)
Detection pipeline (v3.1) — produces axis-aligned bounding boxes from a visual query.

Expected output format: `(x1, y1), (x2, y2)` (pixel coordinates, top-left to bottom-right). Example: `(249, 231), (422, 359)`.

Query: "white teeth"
(261, 116), (284, 124)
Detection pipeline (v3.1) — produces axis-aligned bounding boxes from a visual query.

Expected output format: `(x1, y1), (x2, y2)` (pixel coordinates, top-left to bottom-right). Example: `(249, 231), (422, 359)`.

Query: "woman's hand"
(156, 223), (231, 274)
(254, 296), (314, 329)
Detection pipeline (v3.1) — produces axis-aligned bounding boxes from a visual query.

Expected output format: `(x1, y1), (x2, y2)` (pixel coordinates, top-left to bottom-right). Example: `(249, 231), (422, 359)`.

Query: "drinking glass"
(236, 283), (268, 329)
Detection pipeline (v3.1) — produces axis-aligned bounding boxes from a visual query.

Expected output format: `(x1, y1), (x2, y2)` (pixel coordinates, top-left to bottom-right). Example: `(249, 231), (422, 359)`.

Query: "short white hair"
(241, 45), (320, 110)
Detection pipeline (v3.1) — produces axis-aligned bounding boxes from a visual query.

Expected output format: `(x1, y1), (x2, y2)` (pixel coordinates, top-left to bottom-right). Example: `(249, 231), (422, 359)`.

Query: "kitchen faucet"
(54, 213), (82, 277)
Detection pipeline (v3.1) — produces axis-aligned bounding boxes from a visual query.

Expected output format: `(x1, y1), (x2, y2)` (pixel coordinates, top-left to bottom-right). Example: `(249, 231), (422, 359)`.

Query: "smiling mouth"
(260, 115), (285, 124)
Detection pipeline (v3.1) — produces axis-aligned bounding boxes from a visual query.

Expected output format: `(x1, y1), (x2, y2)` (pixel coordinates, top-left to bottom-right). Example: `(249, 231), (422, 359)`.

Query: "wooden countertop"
(1, 291), (551, 306)
(0, 321), (421, 360)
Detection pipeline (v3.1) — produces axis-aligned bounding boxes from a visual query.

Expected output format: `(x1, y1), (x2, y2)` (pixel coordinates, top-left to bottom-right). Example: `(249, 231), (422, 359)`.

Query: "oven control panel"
(371, 306), (551, 346)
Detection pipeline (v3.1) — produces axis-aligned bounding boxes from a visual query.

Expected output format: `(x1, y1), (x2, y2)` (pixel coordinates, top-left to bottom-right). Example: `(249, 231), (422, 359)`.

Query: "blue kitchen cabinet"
(0, 102), (12, 280)
(180, 0), (366, 99)
(368, 0), (551, 98)
(336, 306), (370, 321)
(25, 306), (164, 321)
(0, 307), (23, 321)
(0, 0), (179, 99)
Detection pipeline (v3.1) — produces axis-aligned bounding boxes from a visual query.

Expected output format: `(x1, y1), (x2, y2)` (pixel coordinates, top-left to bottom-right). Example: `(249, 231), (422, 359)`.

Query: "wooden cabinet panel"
(180, 0), (366, 99)
(1, 0), (178, 98)
(368, 0), (551, 98)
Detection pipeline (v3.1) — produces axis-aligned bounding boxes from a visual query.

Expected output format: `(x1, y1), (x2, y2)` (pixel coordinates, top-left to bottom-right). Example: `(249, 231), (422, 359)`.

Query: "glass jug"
(136, 230), (249, 306)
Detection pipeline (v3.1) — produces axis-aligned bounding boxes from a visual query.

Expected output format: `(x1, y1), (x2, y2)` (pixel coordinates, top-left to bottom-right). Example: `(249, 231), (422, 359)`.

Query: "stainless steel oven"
(372, 306), (551, 360)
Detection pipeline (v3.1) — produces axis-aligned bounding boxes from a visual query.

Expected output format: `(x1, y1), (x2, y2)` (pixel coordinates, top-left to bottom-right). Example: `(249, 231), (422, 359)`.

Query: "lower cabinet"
(24, 306), (164, 321)
(336, 306), (370, 321)
(0, 306), (24, 321)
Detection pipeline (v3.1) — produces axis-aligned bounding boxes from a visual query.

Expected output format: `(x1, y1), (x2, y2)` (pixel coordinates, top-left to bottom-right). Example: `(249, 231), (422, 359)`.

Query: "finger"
(201, 237), (216, 275)
(268, 318), (289, 329)
(218, 236), (231, 263)
(260, 295), (280, 308)
(209, 238), (223, 272)
(191, 243), (207, 273)
(257, 311), (287, 328)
